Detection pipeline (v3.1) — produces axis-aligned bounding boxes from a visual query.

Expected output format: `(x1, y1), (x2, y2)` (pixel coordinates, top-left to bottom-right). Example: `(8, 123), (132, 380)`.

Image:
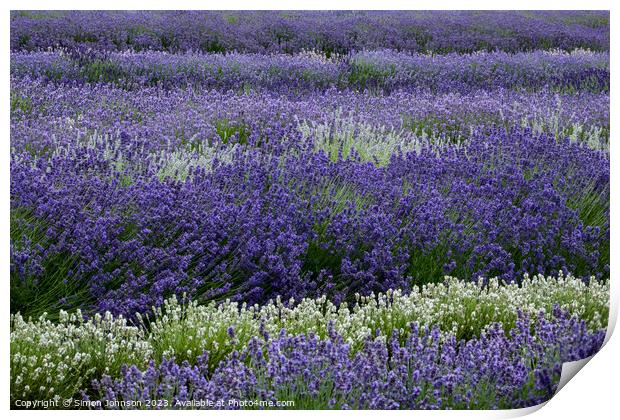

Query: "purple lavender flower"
(90, 309), (605, 410)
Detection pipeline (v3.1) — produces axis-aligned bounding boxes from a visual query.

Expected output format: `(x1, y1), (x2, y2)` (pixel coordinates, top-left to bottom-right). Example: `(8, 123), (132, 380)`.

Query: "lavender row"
(11, 127), (609, 317)
(10, 49), (609, 93)
(11, 11), (609, 54)
(11, 79), (610, 162)
(87, 309), (604, 410)
(11, 276), (608, 406)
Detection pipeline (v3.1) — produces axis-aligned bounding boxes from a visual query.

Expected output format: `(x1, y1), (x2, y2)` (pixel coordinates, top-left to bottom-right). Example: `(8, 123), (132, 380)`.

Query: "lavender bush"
(11, 11), (609, 54)
(10, 274), (609, 405)
(10, 49), (609, 93)
(88, 309), (605, 410)
(11, 126), (609, 317)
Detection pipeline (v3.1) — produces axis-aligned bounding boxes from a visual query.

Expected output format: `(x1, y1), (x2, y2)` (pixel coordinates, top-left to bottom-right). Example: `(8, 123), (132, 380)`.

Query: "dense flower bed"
(11, 128), (609, 316)
(11, 11), (609, 54)
(11, 78), (610, 157)
(10, 10), (610, 410)
(10, 49), (609, 93)
(10, 276), (609, 407)
(88, 310), (604, 410)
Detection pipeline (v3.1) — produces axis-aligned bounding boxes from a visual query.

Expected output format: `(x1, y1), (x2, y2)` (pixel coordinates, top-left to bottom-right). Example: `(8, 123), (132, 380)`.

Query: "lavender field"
(10, 11), (610, 410)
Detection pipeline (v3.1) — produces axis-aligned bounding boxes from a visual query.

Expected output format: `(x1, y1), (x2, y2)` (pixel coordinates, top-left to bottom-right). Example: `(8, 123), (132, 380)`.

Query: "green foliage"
(214, 119), (251, 146)
(407, 26), (433, 52)
(298, 180), (371, 288)
(10, 93), (33, 115)
(346, 59), (396, 91)
(73, 31), (98, 43)
(402, 114), (467, 143)
(406, 242), (453, 286)
(10, 208), (91, 319)
(17, 34), (30, 48)
(80, 59), (129, 84)
(569, 182), (609, 230)
(564, 13), (610, 29)
(200, 38), (227, 54)
(224, 14), (238, 24)
(565, 180), (610, 274)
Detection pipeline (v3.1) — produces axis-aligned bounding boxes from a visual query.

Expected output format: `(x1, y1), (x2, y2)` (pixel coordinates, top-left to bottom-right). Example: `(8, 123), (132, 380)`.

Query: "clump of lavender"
(90, 308), (604, 410)
(11, 11), (609, 54)
(10, 275), (608, 406)
(10, 49), (609, 93)
(10, 127), (609, 318)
